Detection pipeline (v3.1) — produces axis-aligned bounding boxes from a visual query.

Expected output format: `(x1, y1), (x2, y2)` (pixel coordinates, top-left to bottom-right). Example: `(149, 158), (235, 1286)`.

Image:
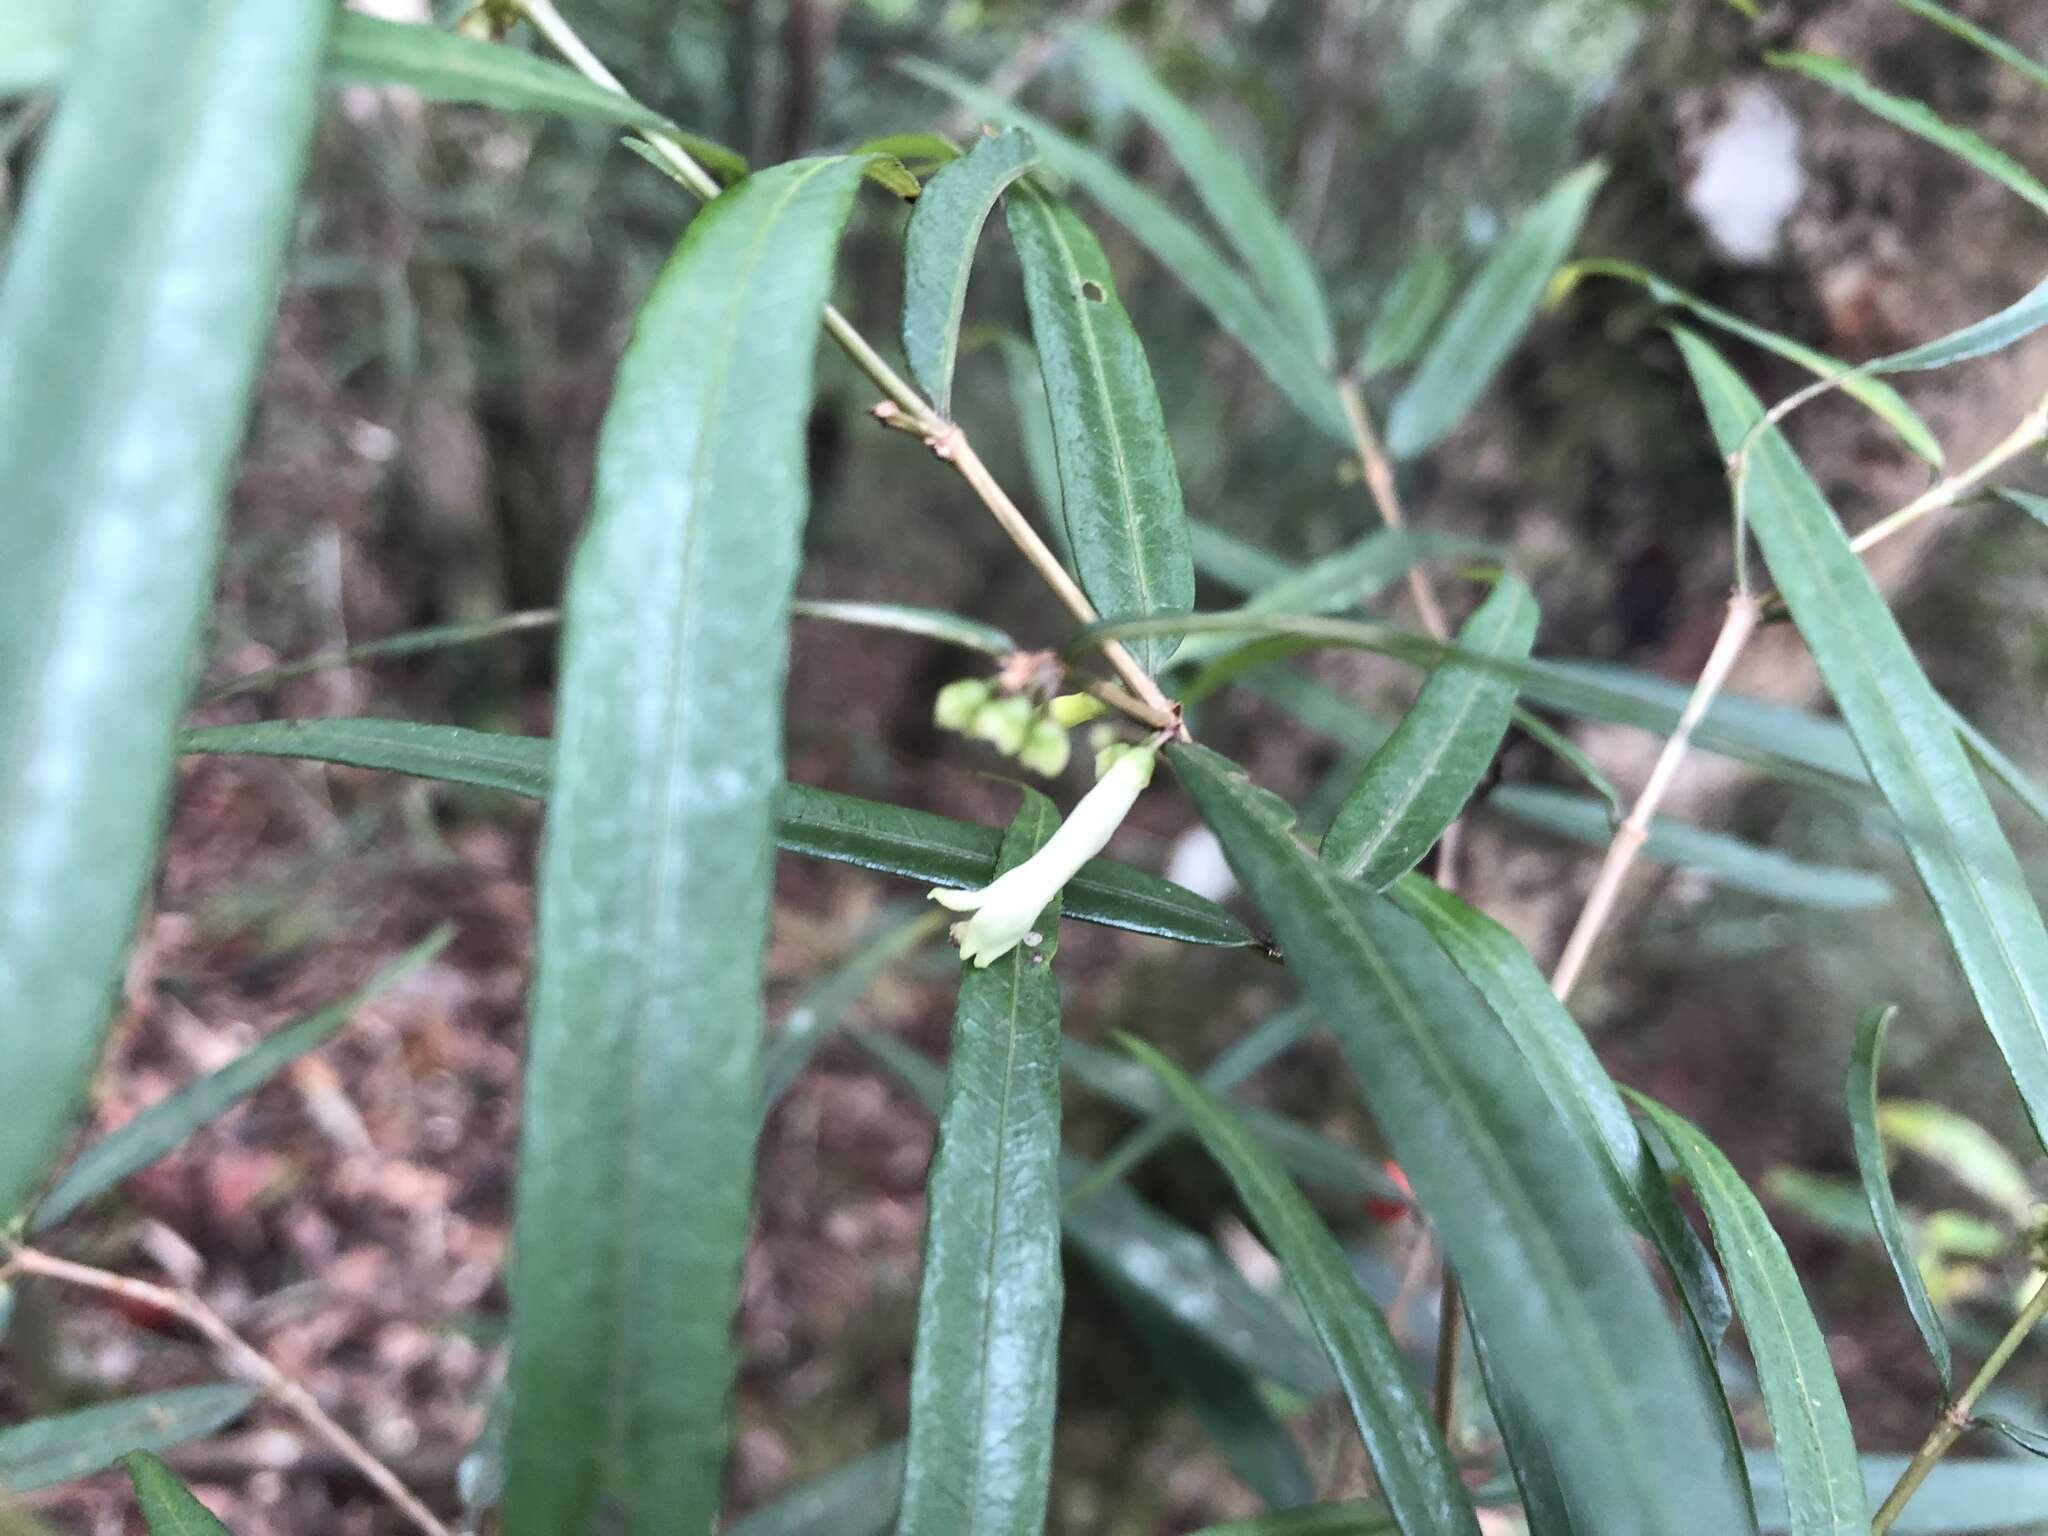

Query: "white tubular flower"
(931, 745), (1158, 967)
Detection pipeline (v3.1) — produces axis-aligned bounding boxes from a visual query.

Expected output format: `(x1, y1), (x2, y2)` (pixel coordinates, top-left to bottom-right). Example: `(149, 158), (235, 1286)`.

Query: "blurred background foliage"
(8, 0), (2048, 1528)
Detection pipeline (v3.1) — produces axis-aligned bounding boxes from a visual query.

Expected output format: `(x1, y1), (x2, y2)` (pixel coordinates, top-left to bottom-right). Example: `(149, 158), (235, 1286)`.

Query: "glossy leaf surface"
(899, 796), (1066, 1536)
(505, 158), (869, 1536)
(1007, 179), (1194, 672)
(180, 719), (1254, 950)
(0, 0), (329, 1222)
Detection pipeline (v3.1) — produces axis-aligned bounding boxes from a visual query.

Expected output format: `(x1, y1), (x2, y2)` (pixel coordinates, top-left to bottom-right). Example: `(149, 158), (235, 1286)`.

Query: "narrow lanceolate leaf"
(1007, 179), (1195, 673)
(1631, 1095), (1865, 1535)
(505, 158), (870, 1536)
(1359, 248), (1455, 379)
(124, 1452), (231, 1536)
(1323, 575), (1537, 887)
(853, 1029), (1333, 1396)
(1071, 29), (1333, 365)
(1769, 52), (2048, 217)
(1168, 744), (1755, 1535)
(1557, 259), (1940, 463)
(1123, 1038), (1481, 1536)
(1387, 874), (1735, 1355)
(1676, 331), (2048, 1152)
(1385, 163), (1606, 457)
(1467, 1315), (1581, 1536)
(1080, 1001), (1318, 1196)
(901, 127), (1038, 414)
(1864, 272), (2048, 375)
(179, 719), (1255, 950)
(1886, 0), (2048, 91)
(899, 796), (1066, 1536)
(0, 0), (329, 1224)
(998, 336), (1072, 564)
(33, 928), (453, 1232)
(902, 60), (1350, 441)
(1485, 784), (1894, 912)
(728, 1445), (908, 1536)
(0, 1385), (255, 1492)
(1849, 1005), (1952, 1392)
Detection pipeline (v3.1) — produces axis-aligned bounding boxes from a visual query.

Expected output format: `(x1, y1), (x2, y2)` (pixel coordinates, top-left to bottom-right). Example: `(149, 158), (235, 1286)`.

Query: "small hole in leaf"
(1080, 280), (1106, 303)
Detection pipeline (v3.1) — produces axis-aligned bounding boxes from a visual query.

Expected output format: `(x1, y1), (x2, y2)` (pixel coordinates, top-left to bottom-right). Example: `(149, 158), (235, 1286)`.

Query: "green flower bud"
(1048, 692), (1108, 728)
(968, 695), (1035, 756)
(1019, 718), (1072, 778)
(934, 678), (993, 732)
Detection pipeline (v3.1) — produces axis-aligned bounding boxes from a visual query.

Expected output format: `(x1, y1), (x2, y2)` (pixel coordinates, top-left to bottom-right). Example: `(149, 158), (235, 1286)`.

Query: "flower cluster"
(932, 677), (1098, 777)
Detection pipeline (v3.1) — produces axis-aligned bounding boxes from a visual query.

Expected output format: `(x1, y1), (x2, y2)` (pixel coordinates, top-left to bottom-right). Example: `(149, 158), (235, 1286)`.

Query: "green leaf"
(178, 719), (1257, 950)
(997, 336), (1073, 566)
(901, 126), (1039, 414)
(1323, 575), (1537, 886)
(1386, 163), (1606, 457)
(1769, 52), (2048, 217)
(1116, 1284), (1316, 1512)
(759, 906), (943, 1113)
(331, 15), (702, 147)
(1190, 522), (1297, 592)
(862, 154), (922, 200)
(1848, 1005), (1952, 1392)
(124, 1451), (231, 1536)
(1886, 0), (2048, 91)
(1386, 873), (1736, 1357)
(11, 7), (750, 186)
(902, 59), (1350, 441)
(1167, 743), (1756, 1535)
(1631, 1095), (1865, 1535)
(1360, 248), (1456, 379)
(1557, 259), (1940, 463)
(899, 795), (1066, 1536)
(32, 927), (453, 1231)
(1076, 1002), (1318, 1198)
(1864, 272), (2048, 374)
(853, 131), (962, 172)
(1466, 1313), (1581, 1535)
(1121, 1037), (1481, 1536)
(1085, 609), (1873, 797)
(1071, 28), (1333, 365)
(851, 1029), (1334, 1397)
(795, 598), (1018, 655)
(504, 156), (870, 1536)
(0, 1385), (256, 1492)
(0, 0), (330, 1223)
(1174, 530), (1505, 669)
(1006, 179), (1195, 673)
(1675, 330), (2048, 1153)
(1059, 1036), (1400, 1204)
(1485, 784), (1895, 911)
(727, 1445), (907, 1536)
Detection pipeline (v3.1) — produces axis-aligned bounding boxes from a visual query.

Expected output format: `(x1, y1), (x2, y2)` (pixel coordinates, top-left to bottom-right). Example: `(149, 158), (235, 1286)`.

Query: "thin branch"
(513, 0), (1180, 734)
(1548, 593), (1761, 1002)
(1335, 376), (1449, 641)
(1848, 389), (2048, 558)
(1433, 1267), (1464, 1443)
(4, 1245), (452, 1536)
(1873, 1272), (2048, 1534)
